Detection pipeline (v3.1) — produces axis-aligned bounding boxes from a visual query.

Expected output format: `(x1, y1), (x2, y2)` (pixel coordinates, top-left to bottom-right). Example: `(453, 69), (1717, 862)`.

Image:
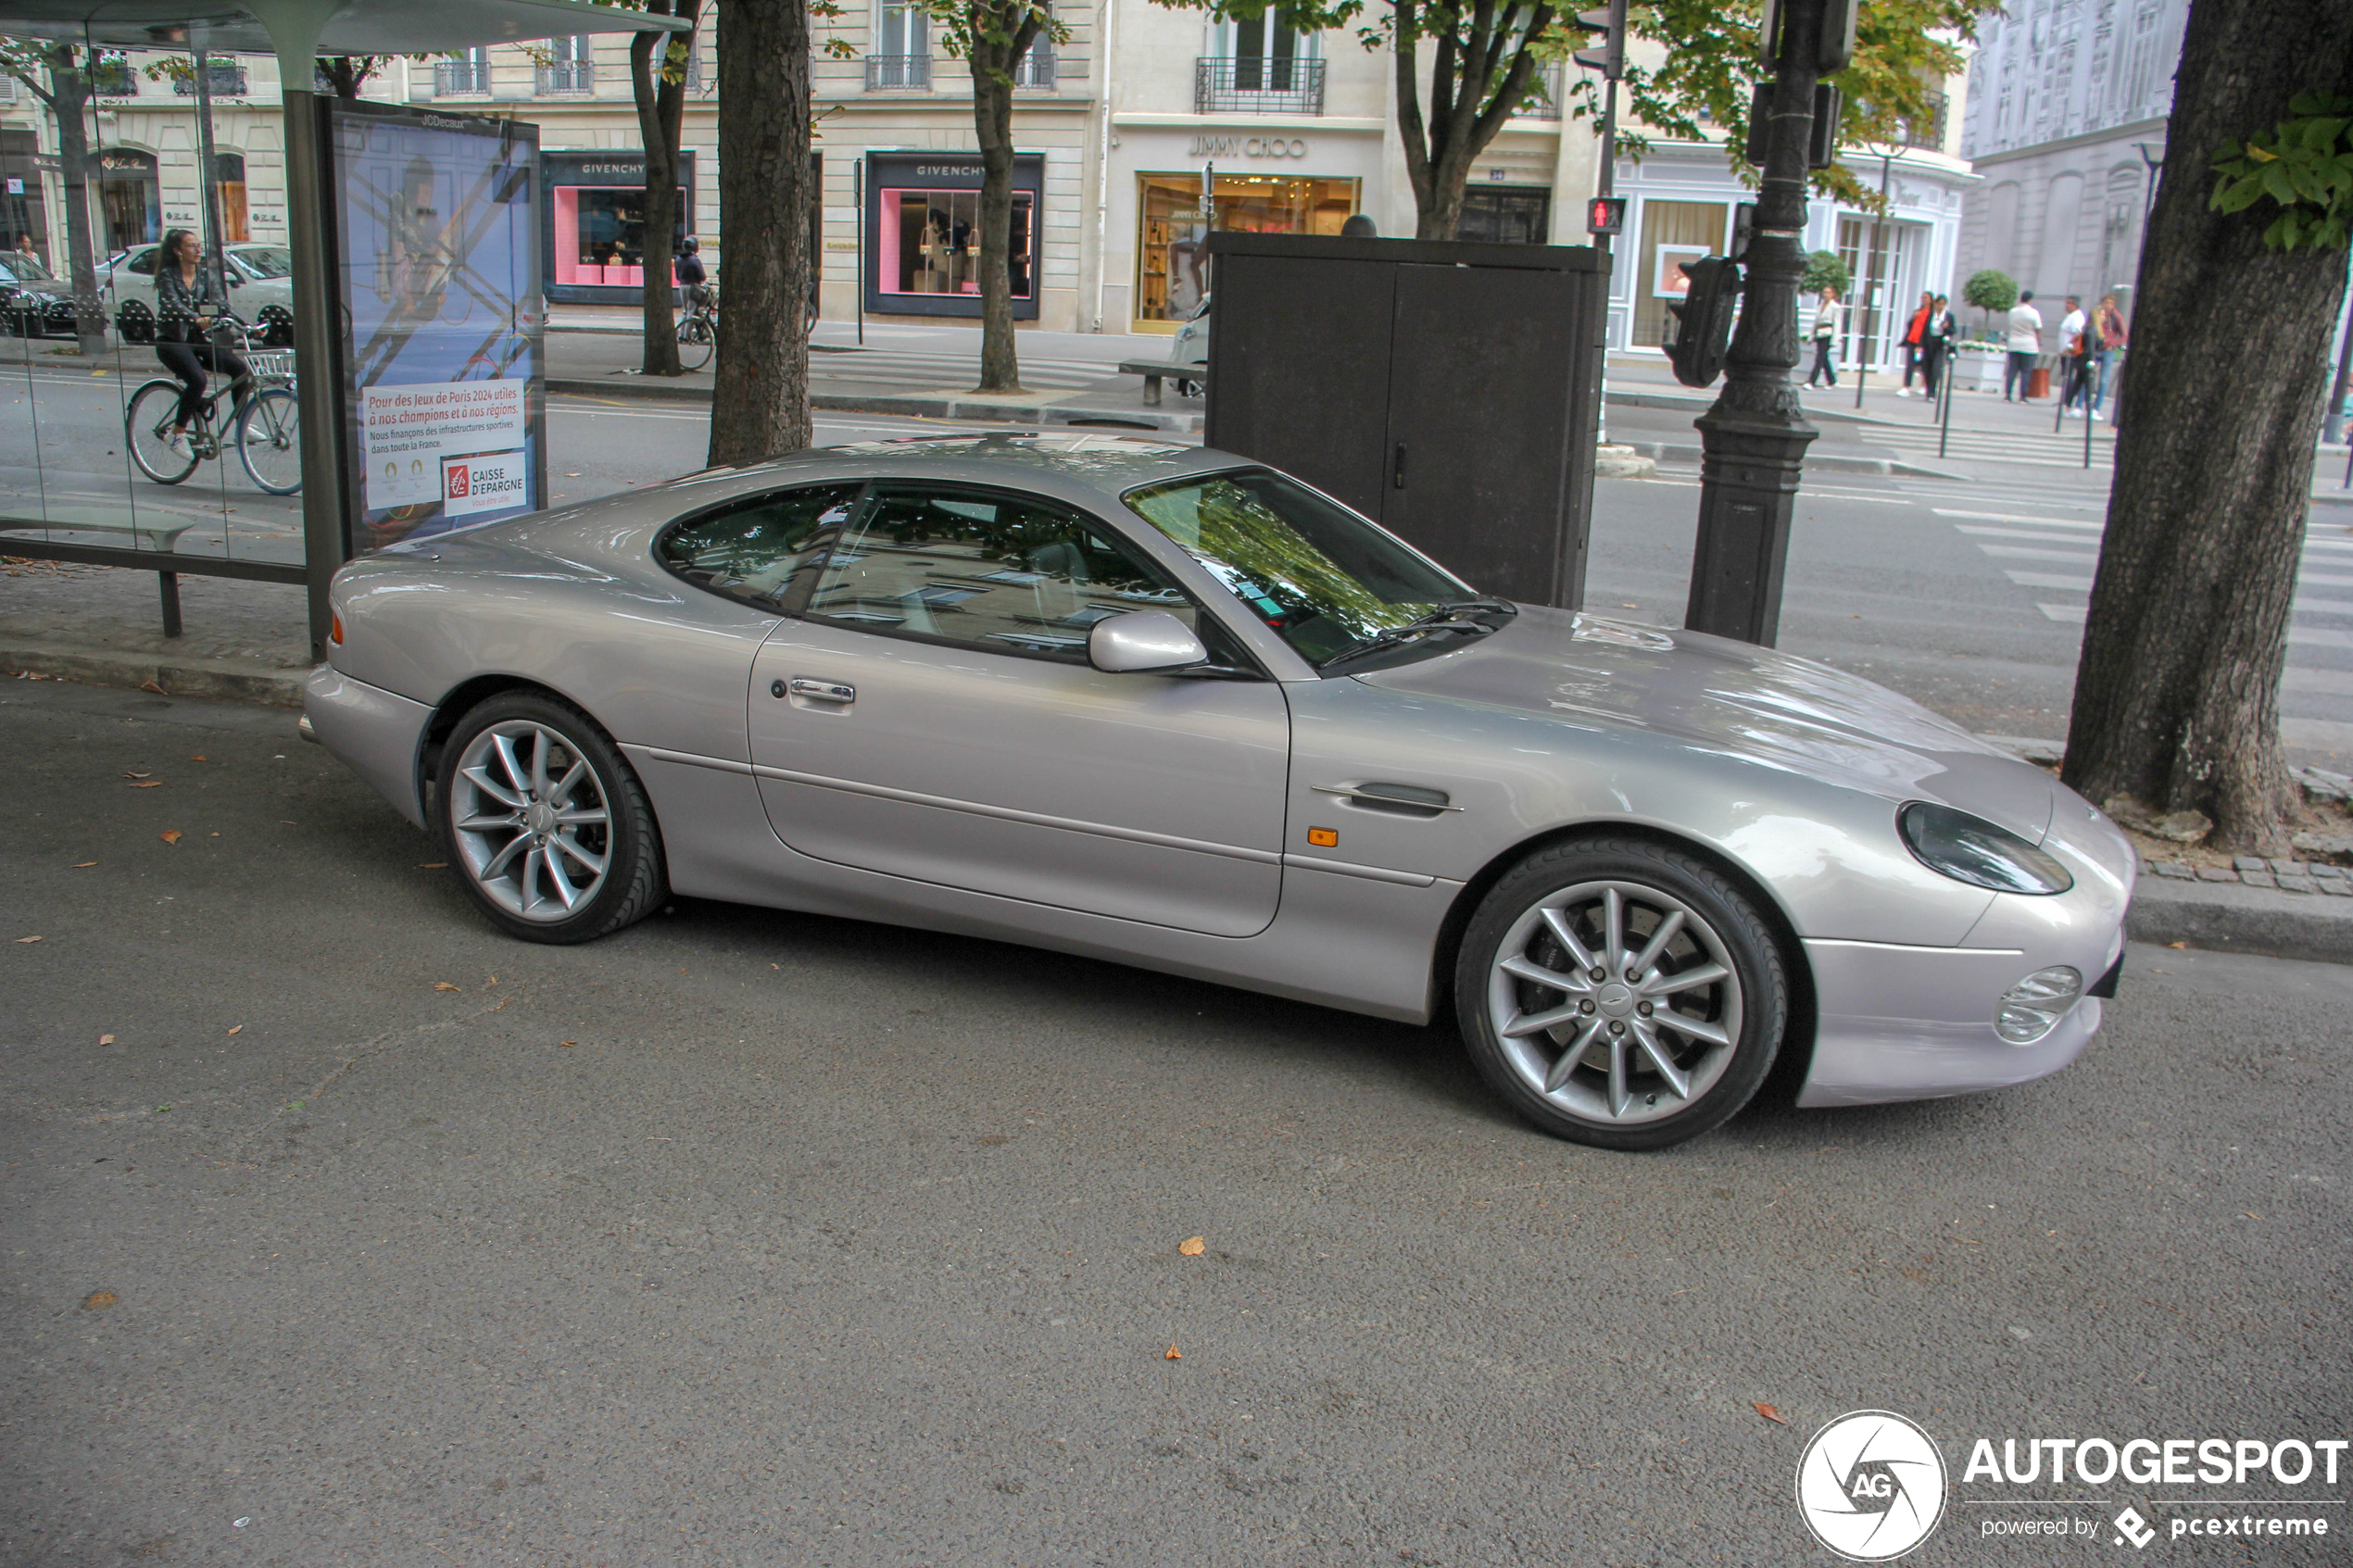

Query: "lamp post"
(1684, 0), (1840, 645)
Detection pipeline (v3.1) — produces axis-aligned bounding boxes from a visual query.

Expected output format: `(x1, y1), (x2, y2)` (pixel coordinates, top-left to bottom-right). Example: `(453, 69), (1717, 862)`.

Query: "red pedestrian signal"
(1587, 196), (1626, 236)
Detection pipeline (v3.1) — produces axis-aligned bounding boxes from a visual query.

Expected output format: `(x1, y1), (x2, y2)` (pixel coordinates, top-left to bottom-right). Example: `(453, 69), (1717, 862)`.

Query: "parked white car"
(98, 242), (296, 345)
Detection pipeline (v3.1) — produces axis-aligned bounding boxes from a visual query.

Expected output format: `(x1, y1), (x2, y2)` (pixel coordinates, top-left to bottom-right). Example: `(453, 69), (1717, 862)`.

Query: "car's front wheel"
(1454, 836), (1786, 1150)
(436, 691), (666, 944)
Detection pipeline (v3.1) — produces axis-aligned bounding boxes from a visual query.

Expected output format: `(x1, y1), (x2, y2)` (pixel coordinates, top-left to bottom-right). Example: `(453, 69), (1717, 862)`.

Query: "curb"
(1605, 387), (1892, 427)
(1617, 439), (1968, 481)
(2125, 875), (2353, 965)
(544, 376), (1205, 433)
(2, 641), (308, 708)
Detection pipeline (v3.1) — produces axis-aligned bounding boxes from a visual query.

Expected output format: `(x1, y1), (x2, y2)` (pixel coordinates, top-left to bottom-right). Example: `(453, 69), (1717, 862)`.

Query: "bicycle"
(124, 310), (302, 495)
(675, 283), (716, 371)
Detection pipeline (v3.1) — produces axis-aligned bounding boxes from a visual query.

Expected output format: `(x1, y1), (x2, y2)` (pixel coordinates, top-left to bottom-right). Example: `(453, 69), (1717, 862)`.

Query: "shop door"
(99, 151), (160, 253)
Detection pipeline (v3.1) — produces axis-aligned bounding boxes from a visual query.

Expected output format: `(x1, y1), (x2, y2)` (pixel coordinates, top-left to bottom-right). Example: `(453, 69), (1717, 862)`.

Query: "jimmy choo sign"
(1187, 134), (1311, 158)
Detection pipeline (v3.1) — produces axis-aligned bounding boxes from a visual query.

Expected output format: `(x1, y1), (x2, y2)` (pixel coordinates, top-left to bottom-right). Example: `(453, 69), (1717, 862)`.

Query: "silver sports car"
(305, 434), (2134, 1149)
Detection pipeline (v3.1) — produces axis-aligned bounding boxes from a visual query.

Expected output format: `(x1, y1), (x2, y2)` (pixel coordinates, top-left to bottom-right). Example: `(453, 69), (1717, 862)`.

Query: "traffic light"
(1569, 0), (1625, 79)
(1586, 195), (1626, 236)
(1664, 256), (1742, 389)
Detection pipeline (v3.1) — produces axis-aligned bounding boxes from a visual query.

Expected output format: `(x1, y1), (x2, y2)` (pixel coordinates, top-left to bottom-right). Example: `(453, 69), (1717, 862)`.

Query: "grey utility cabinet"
(1203, 232), (1606, 608)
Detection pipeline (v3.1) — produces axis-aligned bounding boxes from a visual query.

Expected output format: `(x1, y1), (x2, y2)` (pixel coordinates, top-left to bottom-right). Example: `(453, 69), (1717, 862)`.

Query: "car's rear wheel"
(1454, 836), (1785, 1150)
(437, 691), (666, 944)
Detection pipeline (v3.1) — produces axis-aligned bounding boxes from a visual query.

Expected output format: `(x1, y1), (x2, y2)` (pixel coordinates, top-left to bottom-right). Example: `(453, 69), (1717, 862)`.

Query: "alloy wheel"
(448, 720), (614, 922)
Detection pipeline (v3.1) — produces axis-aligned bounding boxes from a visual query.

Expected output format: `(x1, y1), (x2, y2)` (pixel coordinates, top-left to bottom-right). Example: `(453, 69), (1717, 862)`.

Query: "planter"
(1954, 342), (2005, 392)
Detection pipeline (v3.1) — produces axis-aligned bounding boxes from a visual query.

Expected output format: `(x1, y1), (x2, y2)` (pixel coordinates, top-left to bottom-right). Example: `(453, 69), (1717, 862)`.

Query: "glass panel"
(1123, 470), (1470, 666)
(878, 190), (1032, 299)
(1631, 200), (1725, 347)
(808, 488), (1196, 660)
(1132, 174), (1355, 326)
(656, 484), (863, 610)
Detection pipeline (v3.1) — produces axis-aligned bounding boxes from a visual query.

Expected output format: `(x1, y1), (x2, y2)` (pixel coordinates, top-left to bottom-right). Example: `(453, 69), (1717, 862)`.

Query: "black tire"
(675, 314), (712, 371)
(237, 387), (302, 495)
(116, 299), (156, 345)
(434, 690), (667, 945)
(1453, 835), (1787, 1151)
(125, 379), (200, 484)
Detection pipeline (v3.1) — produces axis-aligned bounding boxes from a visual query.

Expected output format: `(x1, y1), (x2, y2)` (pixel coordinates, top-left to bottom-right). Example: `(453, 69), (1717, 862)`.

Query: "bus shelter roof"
(0, 0), (686, 61)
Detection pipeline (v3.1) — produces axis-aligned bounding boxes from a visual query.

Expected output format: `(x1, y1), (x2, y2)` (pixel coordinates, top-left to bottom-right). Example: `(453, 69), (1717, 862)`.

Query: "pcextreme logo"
(1796, 1411), (1950, 1561)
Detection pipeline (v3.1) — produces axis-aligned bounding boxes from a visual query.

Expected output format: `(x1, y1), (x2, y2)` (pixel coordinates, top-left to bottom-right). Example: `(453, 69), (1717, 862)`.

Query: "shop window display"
(1134, 173), (1354, 327)
(552, 184), (686, 289)
(880, 189), (1034, 300)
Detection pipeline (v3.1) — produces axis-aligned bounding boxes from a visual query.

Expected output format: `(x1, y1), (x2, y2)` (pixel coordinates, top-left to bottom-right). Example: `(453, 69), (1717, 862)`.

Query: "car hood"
(1357, 607), (2059, 842)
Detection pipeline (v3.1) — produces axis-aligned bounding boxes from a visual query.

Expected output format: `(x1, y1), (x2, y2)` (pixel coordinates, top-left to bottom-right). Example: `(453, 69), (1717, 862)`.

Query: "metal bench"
(1116, 359), (1207, 407)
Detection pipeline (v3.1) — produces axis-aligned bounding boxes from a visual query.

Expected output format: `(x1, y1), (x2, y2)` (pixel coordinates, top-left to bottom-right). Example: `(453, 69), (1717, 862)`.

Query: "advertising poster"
(1652, 243), (1709, 300)
(326, 100), (544, 552)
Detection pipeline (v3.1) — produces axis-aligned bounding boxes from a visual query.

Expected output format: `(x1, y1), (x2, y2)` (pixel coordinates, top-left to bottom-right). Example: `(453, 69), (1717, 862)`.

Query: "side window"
(127, 247), (157, 277)
(656, 483), (862, 611)
(805, 486), (1204, 661)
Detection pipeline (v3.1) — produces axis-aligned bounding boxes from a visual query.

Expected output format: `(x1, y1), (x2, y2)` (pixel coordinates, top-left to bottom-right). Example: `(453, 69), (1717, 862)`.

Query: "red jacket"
(1904, 307), (1931, 346)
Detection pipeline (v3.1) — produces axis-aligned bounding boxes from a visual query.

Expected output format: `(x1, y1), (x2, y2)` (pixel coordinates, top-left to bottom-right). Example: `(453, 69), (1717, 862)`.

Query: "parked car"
(0, 250), (78, 335)
(303, 435), (2134, 1150)
(98, 242), (296, 345)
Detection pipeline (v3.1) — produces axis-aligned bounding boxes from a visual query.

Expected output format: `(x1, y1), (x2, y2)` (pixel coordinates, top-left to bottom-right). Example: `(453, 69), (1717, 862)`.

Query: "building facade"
(1952, 0), (2189, 317)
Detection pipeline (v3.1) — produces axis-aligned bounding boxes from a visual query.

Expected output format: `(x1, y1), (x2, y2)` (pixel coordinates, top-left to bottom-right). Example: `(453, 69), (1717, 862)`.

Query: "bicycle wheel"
(676, 313), (712, 371)
(238, 387), (303, 495)
(125, 379), (200, 485)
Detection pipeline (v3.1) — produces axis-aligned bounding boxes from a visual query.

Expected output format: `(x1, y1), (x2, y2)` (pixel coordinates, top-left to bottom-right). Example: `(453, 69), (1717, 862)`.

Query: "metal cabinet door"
(747, 620), (1290, 936)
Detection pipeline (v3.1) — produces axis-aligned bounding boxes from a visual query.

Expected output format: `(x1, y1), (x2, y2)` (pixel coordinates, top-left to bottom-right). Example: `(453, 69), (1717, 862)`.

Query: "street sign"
(1586, 195), (1626, 236)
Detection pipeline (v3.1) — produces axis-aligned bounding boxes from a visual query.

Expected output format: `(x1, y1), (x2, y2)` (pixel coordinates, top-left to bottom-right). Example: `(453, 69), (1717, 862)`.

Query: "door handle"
(1392, 441), (1407, 490)
(779, 677), (855, 705)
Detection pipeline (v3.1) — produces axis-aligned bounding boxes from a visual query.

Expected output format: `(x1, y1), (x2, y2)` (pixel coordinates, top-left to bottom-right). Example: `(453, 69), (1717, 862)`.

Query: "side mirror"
(1088, 608), (1207, 673)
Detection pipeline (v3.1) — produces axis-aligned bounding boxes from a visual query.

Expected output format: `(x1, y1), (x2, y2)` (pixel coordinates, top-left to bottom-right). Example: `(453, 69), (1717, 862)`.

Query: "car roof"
(704, 432), (1234, 500)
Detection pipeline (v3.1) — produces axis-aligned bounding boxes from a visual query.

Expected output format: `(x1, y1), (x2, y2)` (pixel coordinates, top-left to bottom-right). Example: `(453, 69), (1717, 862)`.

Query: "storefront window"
(1631, 199), (1725, 348)
(99, 147), (159, 253)
(214, 151), (248, 244)
(551, 184), (686, 288)
(1134, 172), (1355, 327)
(878, 188), (1034, 300)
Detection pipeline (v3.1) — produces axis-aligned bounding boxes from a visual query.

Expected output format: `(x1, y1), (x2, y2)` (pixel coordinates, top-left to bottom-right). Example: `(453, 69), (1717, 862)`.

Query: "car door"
(747, 483), (1291, 938)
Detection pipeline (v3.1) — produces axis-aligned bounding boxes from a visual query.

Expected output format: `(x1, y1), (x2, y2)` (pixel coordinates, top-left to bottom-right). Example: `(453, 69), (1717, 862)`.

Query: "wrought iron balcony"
(1013, 47), (1056, 89)
(864, 54), (932, 90)
(1515, 64), (1564, 119)
(1194, 55), (1324, 116)
(1897, 94), (1949, 151)
(88, 56), (138, 95)
(171, 63), (249, 96)
(434, 60), (491, 94)
(535, 61), (595, 95)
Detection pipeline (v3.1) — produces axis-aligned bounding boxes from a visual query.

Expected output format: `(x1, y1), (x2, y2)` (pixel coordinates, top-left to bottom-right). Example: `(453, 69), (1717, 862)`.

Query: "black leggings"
(1807, 336), (1837, 387)
(157, 339), (251, 427)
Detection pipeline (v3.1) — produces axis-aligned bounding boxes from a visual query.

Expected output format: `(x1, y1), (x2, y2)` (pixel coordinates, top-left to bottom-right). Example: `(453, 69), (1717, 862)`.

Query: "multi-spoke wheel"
(1455, 837), (1786, 1150)
(676, 314), (713, 371)
(125, 379), (200, 484)
(436, 692), (666, 944)
(238, 387), (302, 495)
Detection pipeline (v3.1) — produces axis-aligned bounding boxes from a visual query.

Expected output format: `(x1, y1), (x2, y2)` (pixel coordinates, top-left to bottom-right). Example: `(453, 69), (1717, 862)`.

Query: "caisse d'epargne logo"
(1796, 1411), (1949, 1561)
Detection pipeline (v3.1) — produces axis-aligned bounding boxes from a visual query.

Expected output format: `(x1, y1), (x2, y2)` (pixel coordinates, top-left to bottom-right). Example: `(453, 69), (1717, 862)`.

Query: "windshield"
(1122, 469), (1481, 667)
(232, 245), (292, 280)
(5, 251), (52, 281)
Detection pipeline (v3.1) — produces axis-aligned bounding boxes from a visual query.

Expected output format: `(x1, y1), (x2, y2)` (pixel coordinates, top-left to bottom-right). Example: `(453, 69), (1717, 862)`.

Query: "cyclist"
(676, 235), (711, 311)
(153, 227), (254, 458)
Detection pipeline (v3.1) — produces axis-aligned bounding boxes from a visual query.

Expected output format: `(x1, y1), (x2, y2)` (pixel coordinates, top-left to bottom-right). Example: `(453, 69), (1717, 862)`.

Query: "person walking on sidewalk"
(2057, 295), (2092, 417)
(2004, 290), (2043, 401)
(2094, 293), (2129, 422)
(1919, 294), (1957, 401)
(1806, 285), (1843, 388)
(1898, 292), (1932, 397)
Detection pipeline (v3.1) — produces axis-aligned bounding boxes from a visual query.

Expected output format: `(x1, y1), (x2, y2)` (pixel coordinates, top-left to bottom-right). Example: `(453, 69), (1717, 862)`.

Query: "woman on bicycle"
(154, 228), (252, 458)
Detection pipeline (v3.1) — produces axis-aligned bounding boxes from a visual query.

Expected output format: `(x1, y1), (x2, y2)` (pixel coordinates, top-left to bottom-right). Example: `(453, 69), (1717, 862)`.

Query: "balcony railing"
(88, 56), (137, 95)
(1516, 64), (1564, 119)
(864, 54), (932, 90)
(171, 63), (249, 96)
(535, 61), (595, 94)
(1013, 47), (1056, 89)
(1194, 55), (1324, 116)
(434, 60), (491, 94)
(1897, 94), (1949, 151)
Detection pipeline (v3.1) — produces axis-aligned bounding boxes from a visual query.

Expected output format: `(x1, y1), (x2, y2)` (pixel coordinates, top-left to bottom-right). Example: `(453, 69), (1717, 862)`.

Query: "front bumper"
(304, 665), (433, 828)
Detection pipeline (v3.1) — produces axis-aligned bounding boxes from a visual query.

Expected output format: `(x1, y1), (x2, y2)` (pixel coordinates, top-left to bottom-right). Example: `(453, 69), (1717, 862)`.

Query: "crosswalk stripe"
(1957, 524), (2108, 544)
(1978, 544), (2101, 561)
(1934, 508), (2104, 528)
(2005, 570), (2094, 589)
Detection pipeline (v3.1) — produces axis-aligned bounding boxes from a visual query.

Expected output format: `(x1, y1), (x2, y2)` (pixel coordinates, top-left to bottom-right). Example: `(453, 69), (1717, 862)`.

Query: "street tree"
(902, 0), (1065, 391)
(314, 56), (396, 96)
(708, 0), (821, 463)
(1150, 0), (1973, 241)
(1961, 267), (2016, 332)
(1800, 249), (1850, 295)
(627, 0), (702, 377)
(0, 39), (106, 354)
(2061, 3), (2353, 854)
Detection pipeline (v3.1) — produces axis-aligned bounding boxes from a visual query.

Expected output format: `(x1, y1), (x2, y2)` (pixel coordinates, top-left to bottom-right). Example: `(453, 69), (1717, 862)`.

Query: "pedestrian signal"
(1586, 196), (1626, 236)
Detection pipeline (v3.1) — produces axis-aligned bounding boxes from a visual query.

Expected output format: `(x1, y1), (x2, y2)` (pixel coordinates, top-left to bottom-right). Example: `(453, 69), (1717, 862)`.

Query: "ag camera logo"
(1796, 1411), (1948, 1561)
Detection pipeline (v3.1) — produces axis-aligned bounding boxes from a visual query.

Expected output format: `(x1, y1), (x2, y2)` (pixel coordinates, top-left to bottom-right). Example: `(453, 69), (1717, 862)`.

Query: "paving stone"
(2323, 879), (2353, 897)
(2151, 861), (2196, 880)
(2277, 875), (2320, 894)
(2239, 871), (2278, 888)
(2232, 856), (2268, 872)
(2197, 867), (2241, 883)
(2314, 864), (2347, 880)
(2270, 860), (2309, 876)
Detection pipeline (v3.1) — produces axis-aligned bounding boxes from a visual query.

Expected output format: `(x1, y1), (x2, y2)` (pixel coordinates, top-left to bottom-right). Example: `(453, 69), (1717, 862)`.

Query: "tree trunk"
(2058, 0), (2353, 854)
(632, 1), (695, 378)
(44, 50), (105, 356)
(1394, 7), (1549, 241)
(968, 6), (1039, 394)
(707, 0), (814, 466)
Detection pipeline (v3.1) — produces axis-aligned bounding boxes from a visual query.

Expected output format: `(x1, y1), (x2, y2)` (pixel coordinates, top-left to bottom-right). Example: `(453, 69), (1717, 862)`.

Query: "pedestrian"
(2094, 293), (2128, 422)
(1806, 285), (1843, 388)
(2004, 289), (2043, 401)
(675, 233), (709, 308)
(1920, 294), (1957, 402)
(2057, 295), (2093, 417)
(1897, 291), (1932, 396)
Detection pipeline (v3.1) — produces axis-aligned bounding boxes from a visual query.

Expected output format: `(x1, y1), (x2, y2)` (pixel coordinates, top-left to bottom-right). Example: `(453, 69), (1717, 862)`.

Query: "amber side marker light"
(1306, 827), (1339, 848)
(330, 612), (344, 646)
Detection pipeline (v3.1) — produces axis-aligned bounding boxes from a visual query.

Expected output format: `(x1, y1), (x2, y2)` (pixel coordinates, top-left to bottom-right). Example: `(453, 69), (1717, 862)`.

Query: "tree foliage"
(1800, 249), (1849, 295)
(1961, 267), (2017, 320)
(2209, 91), (2353, 250)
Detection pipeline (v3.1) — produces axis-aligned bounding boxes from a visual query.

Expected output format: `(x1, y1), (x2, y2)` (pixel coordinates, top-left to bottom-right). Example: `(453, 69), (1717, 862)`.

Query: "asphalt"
(3, 679), (2349, 1566)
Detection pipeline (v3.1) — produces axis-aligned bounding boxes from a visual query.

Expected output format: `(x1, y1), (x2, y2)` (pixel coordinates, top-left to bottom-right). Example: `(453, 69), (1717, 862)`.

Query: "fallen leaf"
(127, 780), (162, 788)
(1178, 1236), (1206, 1257)
(72, 861), (96, 868)
(1164, 1344), (1182, 1361)
(417, 862), (447, 870)
(123, 771), (150, 779)
(434, 981), (460, 992)
(1753, 1402), (1787, 1425)
(138, 680), (166, 695)
(159, 830), (182, 845)
(559, 1040), (577, 1048)
(2166, 941), (2187, 949)
(226, 1024), (243, 1036)
(189, 755), (207, 762)
(82, 1290), (117, 1311)
(2243, 1211), (2261, 1221)
(98, 1034), (116, 1046)
(15, 935), (40, 944)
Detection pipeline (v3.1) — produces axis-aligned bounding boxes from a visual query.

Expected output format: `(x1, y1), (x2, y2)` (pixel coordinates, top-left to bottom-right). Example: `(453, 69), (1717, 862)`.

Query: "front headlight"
(1995, 966), (2083, 1044)
(1898, 802), (2073, 896)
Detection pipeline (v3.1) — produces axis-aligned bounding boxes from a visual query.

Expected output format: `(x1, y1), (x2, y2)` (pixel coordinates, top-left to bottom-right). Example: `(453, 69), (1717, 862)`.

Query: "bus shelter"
(0, 0), (686, 657)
